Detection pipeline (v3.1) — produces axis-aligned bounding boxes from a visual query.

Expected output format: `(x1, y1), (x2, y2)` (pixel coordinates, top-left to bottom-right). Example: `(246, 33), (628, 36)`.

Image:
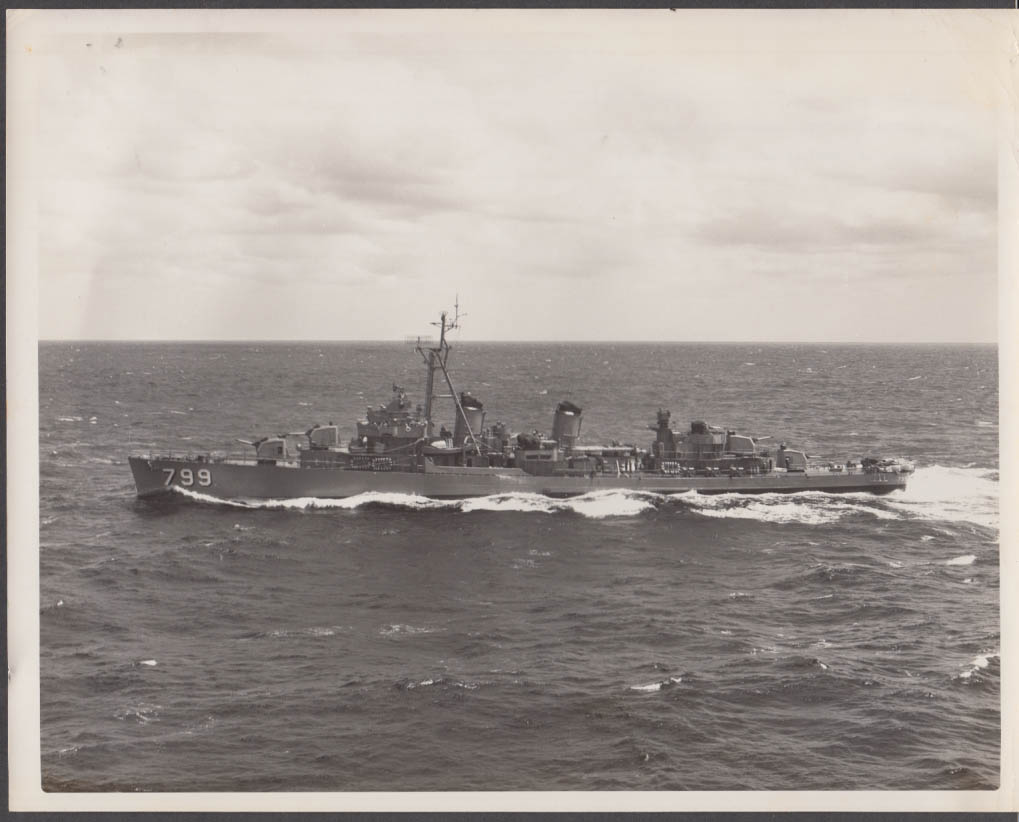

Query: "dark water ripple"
(39, 341), (998, 791)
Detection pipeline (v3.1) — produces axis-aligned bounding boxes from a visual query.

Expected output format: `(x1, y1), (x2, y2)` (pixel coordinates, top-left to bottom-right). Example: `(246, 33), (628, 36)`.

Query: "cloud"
(27, 12), (1003, 342)
(695, 208), (945, 252)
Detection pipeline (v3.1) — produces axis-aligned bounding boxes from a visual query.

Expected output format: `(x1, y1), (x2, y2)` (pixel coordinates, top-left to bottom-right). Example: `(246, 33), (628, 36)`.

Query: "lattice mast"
(415, 298), (480, 452)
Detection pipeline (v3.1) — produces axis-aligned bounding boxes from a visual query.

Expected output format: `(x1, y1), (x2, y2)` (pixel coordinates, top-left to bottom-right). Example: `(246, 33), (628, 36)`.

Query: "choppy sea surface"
(39, 341), (999, 791)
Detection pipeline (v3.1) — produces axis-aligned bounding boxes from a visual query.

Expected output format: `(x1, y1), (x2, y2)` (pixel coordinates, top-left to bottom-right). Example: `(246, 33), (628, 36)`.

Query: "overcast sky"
(19, 11), (1008, 342)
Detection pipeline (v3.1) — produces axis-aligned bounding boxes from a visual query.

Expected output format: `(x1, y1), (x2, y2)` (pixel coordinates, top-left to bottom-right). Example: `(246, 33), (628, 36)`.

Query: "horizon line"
(38, 338), (999, 346)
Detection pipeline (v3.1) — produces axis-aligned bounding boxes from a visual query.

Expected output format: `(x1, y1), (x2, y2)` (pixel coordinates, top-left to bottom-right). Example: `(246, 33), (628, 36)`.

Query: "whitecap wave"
(380, 624), (439, 637)
(114, 703), (161, 723)
(629, 676), (681, 692)
(401, 676), (479, 690)
(958, 650), (999, 680)
(265, 625), (346, 639)
(945, 554), (976, 566)
(453, 680), (480, 690)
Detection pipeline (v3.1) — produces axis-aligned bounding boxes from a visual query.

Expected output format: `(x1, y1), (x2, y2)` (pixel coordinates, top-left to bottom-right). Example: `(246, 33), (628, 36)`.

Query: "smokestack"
(552, 400), (583, 447)
(453, 392), (485, 447)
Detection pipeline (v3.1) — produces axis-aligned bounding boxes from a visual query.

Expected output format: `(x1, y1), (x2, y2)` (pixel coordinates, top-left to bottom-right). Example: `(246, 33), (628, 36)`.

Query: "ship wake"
(679, 466), (997, 529)
(169, 465), (997, 527)
(170, 486), (662, 519)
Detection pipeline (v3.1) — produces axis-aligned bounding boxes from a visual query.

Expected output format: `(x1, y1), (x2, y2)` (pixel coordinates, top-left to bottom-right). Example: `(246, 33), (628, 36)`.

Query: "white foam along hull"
(129, 455), (908, 501)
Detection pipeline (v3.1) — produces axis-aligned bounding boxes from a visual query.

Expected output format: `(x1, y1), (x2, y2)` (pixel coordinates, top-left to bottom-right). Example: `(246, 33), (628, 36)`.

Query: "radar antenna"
(451, 293), (466, 332)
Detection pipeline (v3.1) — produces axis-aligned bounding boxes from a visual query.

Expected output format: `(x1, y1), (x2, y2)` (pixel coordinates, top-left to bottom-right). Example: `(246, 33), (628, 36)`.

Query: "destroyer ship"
(129, 305), (913, 501)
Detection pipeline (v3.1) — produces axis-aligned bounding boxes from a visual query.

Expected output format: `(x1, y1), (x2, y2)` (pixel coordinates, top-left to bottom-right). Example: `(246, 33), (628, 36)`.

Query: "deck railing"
(136, 450), (422, 472)
(138, 451), (285, 465)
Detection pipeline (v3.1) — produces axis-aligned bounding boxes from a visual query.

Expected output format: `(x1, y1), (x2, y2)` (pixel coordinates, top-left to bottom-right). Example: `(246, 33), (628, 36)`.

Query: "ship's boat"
(129, 305), (913, 501)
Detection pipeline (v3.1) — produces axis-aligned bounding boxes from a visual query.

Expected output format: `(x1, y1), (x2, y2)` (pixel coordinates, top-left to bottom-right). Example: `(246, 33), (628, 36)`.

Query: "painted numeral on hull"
(161, 467), (212, 487)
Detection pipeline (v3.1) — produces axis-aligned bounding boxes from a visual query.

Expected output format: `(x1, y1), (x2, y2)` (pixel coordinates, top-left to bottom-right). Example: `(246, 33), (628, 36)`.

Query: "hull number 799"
(162, 467), (212, 487)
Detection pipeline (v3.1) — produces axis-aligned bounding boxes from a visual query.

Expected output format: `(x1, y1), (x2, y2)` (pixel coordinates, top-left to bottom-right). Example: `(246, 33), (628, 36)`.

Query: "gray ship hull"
(129, 455), (908, 501)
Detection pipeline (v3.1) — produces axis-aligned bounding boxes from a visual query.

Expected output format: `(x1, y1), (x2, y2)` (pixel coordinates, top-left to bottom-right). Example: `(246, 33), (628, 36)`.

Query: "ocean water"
(38, 341), (999, 791)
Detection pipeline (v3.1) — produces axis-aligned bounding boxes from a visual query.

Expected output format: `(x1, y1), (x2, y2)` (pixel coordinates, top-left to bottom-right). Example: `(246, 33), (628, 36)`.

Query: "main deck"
(129, 454), (907, 501)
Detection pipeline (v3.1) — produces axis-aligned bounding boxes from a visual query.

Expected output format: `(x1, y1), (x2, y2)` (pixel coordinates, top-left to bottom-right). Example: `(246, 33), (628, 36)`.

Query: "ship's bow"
(129, 456), (173, 498)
